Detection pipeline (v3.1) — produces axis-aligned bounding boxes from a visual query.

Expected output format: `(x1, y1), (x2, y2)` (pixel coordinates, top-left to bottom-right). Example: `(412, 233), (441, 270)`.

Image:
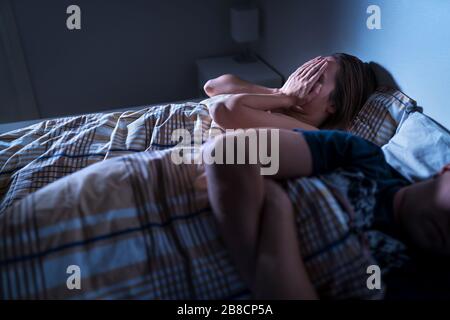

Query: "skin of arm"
(393, 169), (450, 256)
(203, 56), (324, 98)
(209, 93), (318, 131)
(204, 129), (317, 299)
(203, 74), (279, 97)
(204, 59), (327, 131)
(254, 179), (318, 299)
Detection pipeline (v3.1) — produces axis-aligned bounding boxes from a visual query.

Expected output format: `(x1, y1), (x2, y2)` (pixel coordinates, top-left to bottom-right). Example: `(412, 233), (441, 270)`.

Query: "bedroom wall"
(255, 0), (450, 129)
(0, 39), (17, 123)
(9, 0), (239, 119)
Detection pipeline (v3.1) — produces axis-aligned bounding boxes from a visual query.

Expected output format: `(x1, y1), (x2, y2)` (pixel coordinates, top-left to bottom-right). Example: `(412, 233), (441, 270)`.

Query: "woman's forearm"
(209, 93), (317, 131)
(229, 93), (295, 111)
(204, 74), (279, 97)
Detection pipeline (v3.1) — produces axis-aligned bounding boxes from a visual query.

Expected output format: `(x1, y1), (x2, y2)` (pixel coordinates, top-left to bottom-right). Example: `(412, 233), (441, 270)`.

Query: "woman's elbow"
(203, 79), (216, 97)
(203, 74), (236, 97)
(209, 102), (228, 126)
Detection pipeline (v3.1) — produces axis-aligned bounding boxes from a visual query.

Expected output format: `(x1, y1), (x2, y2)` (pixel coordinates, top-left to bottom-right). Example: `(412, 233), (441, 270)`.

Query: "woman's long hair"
(323, 53), (377, 129)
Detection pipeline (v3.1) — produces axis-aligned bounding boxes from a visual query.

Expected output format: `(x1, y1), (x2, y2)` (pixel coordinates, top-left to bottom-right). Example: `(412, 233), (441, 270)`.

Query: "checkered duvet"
(0, 102), (384, 299)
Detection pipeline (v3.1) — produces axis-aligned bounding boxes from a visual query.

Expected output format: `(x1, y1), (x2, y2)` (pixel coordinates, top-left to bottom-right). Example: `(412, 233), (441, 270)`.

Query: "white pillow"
(377, 87), (418, 125)
(382, 111), (450, 182)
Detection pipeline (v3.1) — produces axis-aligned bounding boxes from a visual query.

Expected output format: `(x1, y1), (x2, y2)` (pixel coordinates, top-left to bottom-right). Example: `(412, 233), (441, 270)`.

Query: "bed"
(0, 90), (446, 299)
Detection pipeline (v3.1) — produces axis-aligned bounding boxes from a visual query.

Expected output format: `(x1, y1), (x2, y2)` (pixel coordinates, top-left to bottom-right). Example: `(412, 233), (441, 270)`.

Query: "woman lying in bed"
(204, 53), (376, 131)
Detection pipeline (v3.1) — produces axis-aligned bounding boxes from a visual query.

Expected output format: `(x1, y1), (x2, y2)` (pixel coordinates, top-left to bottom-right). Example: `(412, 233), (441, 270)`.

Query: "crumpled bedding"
(0, 101), (388, 299)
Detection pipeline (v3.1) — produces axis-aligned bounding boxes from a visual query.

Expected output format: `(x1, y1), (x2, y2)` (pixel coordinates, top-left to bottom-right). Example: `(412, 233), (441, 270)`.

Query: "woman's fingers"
(306, 61), (328, 86)
(301, 61), (327, 95)
(294, 57), (323, 78)
(303, 59), (328, 80)
(304, 56), (323, 67)
(300, 56), (322, 70)
(281, 56), (326, 98)
(284, 56), (323, 85)
(298, 83), (322, 106)
(299, 58), (325, 78)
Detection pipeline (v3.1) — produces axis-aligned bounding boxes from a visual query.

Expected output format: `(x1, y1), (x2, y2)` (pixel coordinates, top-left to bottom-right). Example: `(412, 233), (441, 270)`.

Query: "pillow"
(349, 87), (418, 146)
(382, 111), (450, 182)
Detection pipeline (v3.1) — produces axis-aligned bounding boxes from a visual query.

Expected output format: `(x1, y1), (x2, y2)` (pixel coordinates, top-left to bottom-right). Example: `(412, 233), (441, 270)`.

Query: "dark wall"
(12, 0), (238, 118)
(0, 37), (17, 122)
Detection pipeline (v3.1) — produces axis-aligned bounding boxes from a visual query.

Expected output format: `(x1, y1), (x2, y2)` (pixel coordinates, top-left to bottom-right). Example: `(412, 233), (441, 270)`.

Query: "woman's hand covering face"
(280, 57), (329, 110)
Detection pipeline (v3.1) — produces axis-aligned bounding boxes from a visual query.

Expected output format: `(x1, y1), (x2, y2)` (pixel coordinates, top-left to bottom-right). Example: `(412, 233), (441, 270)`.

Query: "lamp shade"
(230, 6), (259, 43)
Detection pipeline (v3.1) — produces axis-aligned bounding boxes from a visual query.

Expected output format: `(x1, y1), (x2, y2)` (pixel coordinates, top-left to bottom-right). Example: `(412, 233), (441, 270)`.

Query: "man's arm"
(203, 129), (314, 258)
(254, 179), (318, 299)
(204, 129), (314, 179)
(203, 74), (279, 97)
(204, 131), (318, 299)
(204, 129), (380, 182)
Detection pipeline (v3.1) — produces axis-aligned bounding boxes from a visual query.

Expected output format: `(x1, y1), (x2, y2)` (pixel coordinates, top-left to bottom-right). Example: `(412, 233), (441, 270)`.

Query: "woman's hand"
(280, 57), (328, 107)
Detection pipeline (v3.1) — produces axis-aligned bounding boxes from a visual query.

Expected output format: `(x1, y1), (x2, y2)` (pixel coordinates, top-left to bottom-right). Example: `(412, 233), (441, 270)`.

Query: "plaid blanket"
(0, 102), (384, 299)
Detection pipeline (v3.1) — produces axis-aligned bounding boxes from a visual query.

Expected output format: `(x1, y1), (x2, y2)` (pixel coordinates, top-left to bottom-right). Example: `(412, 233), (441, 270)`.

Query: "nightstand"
(196, 55), (283, 97)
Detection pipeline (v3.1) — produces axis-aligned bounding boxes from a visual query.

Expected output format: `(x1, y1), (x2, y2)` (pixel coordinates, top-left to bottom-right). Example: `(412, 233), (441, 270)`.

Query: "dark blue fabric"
(294, 129), (410, 236)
